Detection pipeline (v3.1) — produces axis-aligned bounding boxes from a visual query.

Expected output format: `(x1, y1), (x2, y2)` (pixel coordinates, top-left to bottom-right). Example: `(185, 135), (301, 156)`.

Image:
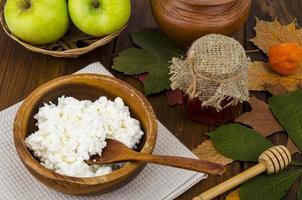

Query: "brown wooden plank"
(0, 32), (115, 109)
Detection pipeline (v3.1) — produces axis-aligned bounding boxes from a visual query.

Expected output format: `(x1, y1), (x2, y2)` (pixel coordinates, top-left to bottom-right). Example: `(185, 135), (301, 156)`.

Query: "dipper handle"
(194, 145), (291, 200)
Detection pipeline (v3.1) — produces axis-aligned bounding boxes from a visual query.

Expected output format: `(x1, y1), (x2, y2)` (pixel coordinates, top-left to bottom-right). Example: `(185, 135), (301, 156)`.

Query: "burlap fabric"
(170, 34), (249, 111)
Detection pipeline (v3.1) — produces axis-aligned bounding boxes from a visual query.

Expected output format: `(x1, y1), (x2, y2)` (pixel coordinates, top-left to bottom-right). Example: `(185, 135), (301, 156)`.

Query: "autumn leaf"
(249, 19), (302, 93)
(192, 140), (233, 167)
(240, 168), (302, 200)
(226, 190), (240, 200)
(113, 30), (184, 95)
(208, 124), (273, 162)
(196, 189), (240, 200)
(194, 190), (241, 200)
(265, 83), (288, 95)
(235, 96), (299, 154)
(166, 89), (185, 106)
(298, 181), (302, 200)
(134, 73), (148, 82)
(287, 138), (300, 154)
(236, 94), (302, 155)
(269, 90), (302, 152)
(248, 61), (302, 92)
(251, 19), (302, 55)
(235, 96), (283, 137)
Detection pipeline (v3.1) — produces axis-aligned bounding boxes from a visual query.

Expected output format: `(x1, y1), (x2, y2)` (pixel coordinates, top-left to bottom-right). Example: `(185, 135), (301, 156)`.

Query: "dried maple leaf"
(249, 19), (302, 93)
(166, 89), (185, 106)
(192, 140), (233, 167)
(193, 189), (240, 200)
(287, 137), (301, 154)
(235, 96), (283, 137)
(134, 73), (148, 82)
(248, 61), (302, 92)
(226, 190), (240, 200)
(251, 19), (302, 55)
(235, 94), (300, 155)
(264, 83), (288, 95)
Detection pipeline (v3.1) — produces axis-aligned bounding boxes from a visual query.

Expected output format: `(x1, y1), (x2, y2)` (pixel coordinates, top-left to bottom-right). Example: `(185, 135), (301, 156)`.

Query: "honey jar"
(150, 0), (251, 46)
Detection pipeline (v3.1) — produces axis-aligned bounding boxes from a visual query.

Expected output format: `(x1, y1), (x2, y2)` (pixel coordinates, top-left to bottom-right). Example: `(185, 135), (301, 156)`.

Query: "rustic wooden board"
(0, 0), (301, 199)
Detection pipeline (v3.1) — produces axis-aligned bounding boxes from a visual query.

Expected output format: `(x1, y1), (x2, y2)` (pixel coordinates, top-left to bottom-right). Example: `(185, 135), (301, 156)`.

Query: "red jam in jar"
(187, 98), (242, 125)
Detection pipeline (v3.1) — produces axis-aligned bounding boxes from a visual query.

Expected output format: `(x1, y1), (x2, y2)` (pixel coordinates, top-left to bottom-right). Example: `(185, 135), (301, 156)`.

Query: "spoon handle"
(127, 153), (225, 175)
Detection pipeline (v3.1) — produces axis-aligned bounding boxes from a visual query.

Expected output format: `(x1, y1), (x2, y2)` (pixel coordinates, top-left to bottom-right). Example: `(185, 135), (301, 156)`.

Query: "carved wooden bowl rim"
(13, 74), (157, 187)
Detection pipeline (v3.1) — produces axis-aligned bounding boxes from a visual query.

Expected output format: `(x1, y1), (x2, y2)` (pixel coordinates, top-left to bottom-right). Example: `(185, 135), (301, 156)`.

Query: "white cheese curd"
(25, 96), (144, 177)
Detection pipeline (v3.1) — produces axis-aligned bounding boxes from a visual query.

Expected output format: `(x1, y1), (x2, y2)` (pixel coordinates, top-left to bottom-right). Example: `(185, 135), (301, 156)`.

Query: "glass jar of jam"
(169, 34), (250, 126)
(187, 98), (242, 125)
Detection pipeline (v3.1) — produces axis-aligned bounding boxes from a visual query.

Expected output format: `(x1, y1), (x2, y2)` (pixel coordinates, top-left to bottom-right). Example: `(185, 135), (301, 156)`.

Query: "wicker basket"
(0, 0), (125, 58)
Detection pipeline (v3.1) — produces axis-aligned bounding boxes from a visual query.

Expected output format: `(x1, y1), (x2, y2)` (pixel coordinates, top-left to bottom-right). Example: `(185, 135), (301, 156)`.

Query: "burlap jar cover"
(170, 34), (250, 111)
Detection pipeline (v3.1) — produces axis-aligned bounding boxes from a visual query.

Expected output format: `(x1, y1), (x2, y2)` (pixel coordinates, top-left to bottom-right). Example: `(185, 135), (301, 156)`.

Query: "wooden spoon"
(86, 139), (225, 175)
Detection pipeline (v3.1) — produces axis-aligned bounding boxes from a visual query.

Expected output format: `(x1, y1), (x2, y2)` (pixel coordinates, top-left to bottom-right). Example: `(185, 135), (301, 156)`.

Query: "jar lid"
(169, 34), (250, 111)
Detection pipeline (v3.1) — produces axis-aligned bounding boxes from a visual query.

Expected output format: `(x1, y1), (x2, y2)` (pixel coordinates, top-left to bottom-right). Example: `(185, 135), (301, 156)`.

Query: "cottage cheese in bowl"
(25, 96), (144, 177)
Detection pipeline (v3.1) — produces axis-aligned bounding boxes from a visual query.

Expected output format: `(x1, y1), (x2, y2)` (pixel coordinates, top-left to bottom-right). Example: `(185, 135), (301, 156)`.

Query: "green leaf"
(297, 180), (302, 200)
(131, 31), (184, 56)
(113, 48), (155, 75)
(269, 90), (302, 151)
(143, 70), (170, 95)
(113, 30), (184, 95)
(240, 168), (302, 200)
(291, 159), (302, 166)
(208, 124), (273, 161)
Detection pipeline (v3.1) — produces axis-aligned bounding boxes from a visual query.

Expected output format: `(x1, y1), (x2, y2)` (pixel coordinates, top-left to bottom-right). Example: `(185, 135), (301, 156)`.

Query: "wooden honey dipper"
(194, 145), (292, 200)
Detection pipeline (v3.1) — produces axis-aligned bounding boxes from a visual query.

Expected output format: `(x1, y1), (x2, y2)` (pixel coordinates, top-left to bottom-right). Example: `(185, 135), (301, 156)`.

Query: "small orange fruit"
(268, 42), (302, 75)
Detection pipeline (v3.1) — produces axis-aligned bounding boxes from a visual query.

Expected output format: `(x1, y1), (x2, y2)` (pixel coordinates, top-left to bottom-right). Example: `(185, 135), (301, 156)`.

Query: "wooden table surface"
(0, 0), (301, 199)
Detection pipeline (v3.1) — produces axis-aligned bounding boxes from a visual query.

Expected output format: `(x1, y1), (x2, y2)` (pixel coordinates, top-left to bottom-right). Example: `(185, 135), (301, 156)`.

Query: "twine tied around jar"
(169, 34), (250, 111)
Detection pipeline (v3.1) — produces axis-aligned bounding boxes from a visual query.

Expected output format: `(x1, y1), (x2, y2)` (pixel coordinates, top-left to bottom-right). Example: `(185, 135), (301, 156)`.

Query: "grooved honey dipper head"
(258, 145), (291, 174)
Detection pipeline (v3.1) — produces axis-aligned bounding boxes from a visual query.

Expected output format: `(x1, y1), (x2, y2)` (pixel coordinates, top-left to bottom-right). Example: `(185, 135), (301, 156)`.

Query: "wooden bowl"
(13, 74), (157, 195)
(150, 0), (251, 46)
(0, 0), (125, 58)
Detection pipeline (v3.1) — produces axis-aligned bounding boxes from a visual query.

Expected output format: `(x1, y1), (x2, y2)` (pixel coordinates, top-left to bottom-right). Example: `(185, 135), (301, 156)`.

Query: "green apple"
(4, 0), (69, 45)
(68, 0), (131, 37)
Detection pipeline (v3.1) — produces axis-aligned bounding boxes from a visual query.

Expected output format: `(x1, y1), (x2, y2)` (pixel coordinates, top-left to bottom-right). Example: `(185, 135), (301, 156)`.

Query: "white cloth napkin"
(0, 62), (207, 200)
